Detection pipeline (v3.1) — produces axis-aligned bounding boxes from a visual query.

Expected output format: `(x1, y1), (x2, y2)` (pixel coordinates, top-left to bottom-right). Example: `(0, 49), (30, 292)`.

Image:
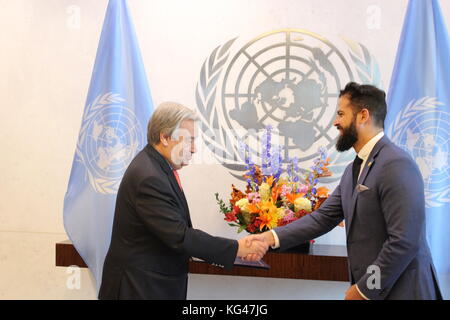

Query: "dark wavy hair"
(339, 82), (387, 128)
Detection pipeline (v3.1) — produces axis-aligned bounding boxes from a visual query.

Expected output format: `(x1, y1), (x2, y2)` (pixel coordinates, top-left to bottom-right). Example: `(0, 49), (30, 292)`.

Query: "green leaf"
(215, 193), (231, 215)
(237, 225), (247, 233)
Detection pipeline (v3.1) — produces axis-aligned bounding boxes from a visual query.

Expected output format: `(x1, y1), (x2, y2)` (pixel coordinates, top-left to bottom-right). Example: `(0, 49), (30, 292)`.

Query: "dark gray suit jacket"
(274, 136), (442, 300)
(98, 144), (238, 300)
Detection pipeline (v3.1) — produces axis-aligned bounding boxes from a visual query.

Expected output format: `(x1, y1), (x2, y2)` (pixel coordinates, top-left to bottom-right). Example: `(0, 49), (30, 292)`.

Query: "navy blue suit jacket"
(275, 136), (442, 299)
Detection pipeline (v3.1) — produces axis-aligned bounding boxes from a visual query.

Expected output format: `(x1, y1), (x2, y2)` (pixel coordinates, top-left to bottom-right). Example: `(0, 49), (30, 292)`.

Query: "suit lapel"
(178, 189), (192, 227)
(144, 145), (192, 226)
(346, 136), (389, 236)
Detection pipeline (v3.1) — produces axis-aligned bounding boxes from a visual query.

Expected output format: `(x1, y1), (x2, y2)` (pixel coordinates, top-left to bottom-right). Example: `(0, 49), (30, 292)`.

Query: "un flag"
(63, 0), (153, 291)
(386, 0), (450, 298)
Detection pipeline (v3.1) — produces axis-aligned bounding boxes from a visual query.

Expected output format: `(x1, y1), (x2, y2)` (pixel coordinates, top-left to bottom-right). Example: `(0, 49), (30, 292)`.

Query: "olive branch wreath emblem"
(196, 31), (382, 183)
(387, 97), (449, 208)
(76, 92), (128, 194)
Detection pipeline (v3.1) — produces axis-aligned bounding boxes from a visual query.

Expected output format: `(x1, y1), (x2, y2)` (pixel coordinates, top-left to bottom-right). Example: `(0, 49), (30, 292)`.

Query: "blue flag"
(386, 0), (450, 298)
(63, 0), (153, 291)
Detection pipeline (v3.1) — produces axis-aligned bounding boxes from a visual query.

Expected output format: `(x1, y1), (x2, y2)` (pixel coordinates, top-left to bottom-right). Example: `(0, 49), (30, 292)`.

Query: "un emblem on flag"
(387, 97), (449, 208)
(76, 93), (144, 194)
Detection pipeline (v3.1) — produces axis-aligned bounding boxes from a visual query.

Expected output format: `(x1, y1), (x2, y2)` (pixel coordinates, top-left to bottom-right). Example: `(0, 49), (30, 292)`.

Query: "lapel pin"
(368, 161), (373, 167)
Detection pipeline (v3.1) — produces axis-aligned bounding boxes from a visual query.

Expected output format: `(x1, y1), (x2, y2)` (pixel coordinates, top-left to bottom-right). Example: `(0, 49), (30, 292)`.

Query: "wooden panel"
(55, 241), (87, 268)
(55, 241), (349, 282)
(189, 248), (349, 281)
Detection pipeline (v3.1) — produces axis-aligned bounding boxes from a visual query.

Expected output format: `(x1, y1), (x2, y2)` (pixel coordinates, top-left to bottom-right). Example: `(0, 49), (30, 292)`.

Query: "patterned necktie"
(172, 169), (183, 191)
(352, 155), (363, 192)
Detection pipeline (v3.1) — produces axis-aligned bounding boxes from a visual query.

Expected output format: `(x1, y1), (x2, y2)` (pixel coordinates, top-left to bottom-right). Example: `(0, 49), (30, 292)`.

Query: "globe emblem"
(78, 96), (144, 194)
(221, 29), (354, 162)
(396, 108), (449, 207)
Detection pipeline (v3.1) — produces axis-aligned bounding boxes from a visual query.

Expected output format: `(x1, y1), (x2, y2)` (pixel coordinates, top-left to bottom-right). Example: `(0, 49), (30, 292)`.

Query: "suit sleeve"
(135, 175), (238, 269)
(357, 157), (425, 300)
(274, 183), (344, 251)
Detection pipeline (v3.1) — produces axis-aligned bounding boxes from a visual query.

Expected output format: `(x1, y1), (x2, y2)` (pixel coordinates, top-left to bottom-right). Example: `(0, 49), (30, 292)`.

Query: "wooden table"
(55, 240), (349, 282)
(56, 240), (349, 281)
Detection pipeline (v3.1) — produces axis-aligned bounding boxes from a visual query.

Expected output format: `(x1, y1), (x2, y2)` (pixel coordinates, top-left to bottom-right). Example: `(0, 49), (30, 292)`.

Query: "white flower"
(294, 197), (312, 213)
(235, 198), (250, 212)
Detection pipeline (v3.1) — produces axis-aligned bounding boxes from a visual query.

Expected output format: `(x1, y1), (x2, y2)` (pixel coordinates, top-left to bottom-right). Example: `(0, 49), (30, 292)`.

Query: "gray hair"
(147, 101), (198, 145)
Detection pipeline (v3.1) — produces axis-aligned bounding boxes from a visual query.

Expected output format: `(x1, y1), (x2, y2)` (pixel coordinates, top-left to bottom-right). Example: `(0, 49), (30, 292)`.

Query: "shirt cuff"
(355, 284), (370, 300)
(270, 230), (280, 249)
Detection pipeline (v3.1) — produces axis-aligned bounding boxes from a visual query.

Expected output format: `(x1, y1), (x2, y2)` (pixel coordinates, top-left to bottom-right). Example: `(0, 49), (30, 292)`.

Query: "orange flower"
(318, 159), (332, 177)
(271, 185), (280, 202)
(230, 185), (245, 206)
(314, 197), (327, 210)
(256, 200), (279, 231)
(266, 176), (275, 187)
(319, 166), (332, 177)
(257, 213), (273, 231)
(316, 186), (329, 198)
(243, 165), (263, 185)
(285, 193), (305, 204)
(247, 203), (261, 214)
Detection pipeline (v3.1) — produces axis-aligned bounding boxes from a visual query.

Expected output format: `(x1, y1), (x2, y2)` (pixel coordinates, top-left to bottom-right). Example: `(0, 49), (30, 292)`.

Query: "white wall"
(0, 0), (449, 299)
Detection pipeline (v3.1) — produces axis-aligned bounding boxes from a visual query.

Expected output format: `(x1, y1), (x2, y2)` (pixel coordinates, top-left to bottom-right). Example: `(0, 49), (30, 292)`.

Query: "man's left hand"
(344, 284), (365, 300)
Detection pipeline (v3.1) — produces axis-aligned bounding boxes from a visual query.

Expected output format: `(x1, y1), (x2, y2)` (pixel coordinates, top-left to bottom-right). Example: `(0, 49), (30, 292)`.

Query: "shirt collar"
(146, 144), (175, 172)
(357, 131), (384, 162)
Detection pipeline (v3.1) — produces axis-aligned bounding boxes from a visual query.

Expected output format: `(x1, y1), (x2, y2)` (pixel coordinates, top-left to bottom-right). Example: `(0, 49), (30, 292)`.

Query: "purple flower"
(297, 184), (309, 194)
(311, 147), (329, 173)
(287, 156), (300, 182)
(261, 125), (277, 176)
(269, 144), (283, 178)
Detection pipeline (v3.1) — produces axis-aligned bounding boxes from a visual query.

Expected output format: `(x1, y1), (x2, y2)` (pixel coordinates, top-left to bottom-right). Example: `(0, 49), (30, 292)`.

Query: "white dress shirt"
(356, 131), (384, 179)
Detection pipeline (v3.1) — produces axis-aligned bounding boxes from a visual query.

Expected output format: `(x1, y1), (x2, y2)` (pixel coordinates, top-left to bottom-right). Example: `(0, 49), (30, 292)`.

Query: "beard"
(335, 119), (358, 152)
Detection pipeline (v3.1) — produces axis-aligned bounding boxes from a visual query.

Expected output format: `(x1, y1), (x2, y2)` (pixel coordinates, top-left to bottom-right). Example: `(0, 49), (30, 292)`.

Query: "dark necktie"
(172, 169), (183, 191)
(352, 156), (363, 192)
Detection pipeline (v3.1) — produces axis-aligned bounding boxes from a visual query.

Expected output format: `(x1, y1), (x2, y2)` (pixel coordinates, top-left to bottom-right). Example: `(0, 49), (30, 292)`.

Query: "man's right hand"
(246, 232), (275, 247)
(237, 232), (276, 261)
(236, 235), (269, 261)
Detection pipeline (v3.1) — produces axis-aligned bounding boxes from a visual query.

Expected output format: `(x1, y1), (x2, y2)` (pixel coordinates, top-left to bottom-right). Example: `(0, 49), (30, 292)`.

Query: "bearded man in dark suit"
(248, 82), (442, 300)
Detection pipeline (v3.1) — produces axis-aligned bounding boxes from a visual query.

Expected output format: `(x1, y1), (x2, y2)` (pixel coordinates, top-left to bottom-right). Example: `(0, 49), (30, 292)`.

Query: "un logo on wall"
(75, 93), (144, 194)
(196, 29), (382, 181)
(387, 97), (449, 208)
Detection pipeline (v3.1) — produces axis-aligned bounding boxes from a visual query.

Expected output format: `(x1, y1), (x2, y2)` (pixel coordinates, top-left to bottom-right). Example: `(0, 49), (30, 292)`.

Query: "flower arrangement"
(215, 126), (332, 235)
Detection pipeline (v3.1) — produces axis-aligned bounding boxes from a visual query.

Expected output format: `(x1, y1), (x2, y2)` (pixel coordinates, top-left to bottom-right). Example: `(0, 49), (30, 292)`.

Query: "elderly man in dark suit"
(98, 101), (267, 300)
(248, 82), (442, 300)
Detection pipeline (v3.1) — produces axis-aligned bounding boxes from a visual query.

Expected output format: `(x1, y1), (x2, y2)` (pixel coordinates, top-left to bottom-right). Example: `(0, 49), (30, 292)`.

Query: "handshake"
(236, 232), (276, 262)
